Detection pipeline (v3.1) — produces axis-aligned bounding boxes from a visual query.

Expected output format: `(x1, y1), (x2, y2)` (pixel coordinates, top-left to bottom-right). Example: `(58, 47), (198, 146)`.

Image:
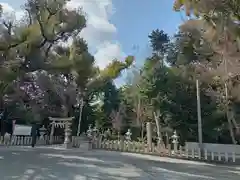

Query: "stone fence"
(186, 142), (240, 156)
(1, 134), (238, 164)
(91, 139), (237, 164)
(0, 135), (63, 146)
(0, 135), (86, 148)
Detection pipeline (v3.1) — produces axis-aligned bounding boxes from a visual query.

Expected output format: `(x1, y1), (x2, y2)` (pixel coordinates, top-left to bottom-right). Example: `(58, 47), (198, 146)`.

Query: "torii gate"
(49, 117), (73, 148)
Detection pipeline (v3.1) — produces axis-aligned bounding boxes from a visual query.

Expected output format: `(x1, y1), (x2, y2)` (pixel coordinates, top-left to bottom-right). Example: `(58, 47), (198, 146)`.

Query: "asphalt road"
(0, 146), (239, 180)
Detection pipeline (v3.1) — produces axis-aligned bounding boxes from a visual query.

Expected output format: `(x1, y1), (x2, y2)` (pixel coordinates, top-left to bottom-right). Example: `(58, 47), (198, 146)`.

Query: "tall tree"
(173, 0), (240, 143)
(102, 80), (121, 127)
(0, 0), (134, 136)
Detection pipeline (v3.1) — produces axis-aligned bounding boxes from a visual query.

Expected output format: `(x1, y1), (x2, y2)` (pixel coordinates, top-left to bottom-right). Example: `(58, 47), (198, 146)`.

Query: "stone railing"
(186, 142), (240, 157)
(92, 139), (237, 163)
(72, 136), (82, 147)
(0, 135), (63, 146)
(0, 135), (84, 148)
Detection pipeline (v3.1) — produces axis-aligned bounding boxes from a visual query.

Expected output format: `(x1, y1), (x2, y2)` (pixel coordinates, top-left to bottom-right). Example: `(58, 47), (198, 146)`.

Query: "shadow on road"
(0, 148), (239, 180)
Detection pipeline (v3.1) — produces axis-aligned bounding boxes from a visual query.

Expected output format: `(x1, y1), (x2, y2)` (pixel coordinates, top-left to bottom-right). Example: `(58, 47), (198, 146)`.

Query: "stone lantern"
(39, 125), (47, 140)
(87, 124), (93, 138)
(171, 130), (179, 153)
(125, 129), (132, 141)
(92, 126), (98, 138)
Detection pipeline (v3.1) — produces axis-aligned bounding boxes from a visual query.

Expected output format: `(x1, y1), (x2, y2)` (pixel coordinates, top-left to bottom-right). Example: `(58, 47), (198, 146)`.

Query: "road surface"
(0, 146), (239, 179)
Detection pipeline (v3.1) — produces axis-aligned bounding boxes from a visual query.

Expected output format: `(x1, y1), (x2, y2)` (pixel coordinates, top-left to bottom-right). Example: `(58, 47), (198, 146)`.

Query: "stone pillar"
(146, 122), (152, 151)
(166, 132), (169, 146)
(64, 120), (72, 149)
(171, 130), (179, 155)
(50, 121), (55, 144)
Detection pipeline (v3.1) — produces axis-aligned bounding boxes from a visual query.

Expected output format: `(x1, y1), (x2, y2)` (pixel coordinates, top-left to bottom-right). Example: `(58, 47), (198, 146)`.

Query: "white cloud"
(66, 0), (125, 69)
(0, 2), (14, 11)
(0, 3), (25, 23)
(0, 0), (125, 69)
(94, 42), (125, 69)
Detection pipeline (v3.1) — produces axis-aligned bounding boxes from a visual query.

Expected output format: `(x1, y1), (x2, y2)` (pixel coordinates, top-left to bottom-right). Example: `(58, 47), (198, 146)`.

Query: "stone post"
(125, 129), (132, 141)
(146, 122), (152, 151)
(39, 125), (47, 145)
(92, 126), (98, 148)
(50, 121), (55, 144)
(157, 136), (162, 151)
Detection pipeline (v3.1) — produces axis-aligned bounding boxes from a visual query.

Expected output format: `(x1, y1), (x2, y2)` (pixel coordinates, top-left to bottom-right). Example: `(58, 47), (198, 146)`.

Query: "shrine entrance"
(49, 117), (73, 148)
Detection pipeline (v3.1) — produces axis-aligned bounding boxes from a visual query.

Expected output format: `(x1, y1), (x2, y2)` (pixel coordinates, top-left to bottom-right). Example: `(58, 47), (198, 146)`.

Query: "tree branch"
(25, 9), (32, 27)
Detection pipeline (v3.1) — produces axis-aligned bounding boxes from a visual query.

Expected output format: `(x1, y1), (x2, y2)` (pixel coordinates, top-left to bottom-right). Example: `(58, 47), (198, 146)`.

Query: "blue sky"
(111, 0), (183, 84)
(1, 0), (22, 8)
(112, 0), (182, 60)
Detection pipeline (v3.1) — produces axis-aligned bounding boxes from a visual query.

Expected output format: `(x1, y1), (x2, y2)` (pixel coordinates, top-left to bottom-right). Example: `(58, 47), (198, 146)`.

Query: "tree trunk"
(227, 112), (236, 144)
(136, 97), (141, 126)
(225, 83), (237, 144)
(228, 109), (240, 134)
(154, 111), (162, 144)
(0, 95), (4, 142)
(222, 30), (237, 144)
(77, 97), (84, 136)
(141, 122), (144, 139)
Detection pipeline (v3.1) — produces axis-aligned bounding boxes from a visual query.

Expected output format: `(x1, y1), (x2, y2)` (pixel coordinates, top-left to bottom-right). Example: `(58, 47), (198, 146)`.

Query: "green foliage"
(148, 29), (169, 53)
(119, 24), (237, 143)
(0, 0), (133, 130)
(102, 81), (120, 125)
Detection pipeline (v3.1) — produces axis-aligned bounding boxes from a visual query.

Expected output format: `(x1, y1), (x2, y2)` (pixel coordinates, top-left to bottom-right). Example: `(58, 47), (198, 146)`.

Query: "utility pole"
(77, 97), (84, 136)
(196, 79), (203, 153)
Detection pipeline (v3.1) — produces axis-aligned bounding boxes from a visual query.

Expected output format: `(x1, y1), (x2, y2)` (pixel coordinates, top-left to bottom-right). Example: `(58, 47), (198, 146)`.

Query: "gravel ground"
(0, 146), (239, 180)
